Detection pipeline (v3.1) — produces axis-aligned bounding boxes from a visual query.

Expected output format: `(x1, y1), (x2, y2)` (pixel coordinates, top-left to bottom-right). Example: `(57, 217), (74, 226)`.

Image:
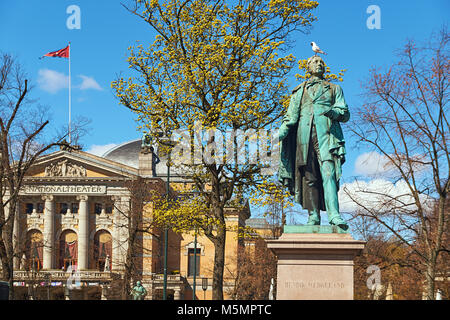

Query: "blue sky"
(1, 0), (448, 222)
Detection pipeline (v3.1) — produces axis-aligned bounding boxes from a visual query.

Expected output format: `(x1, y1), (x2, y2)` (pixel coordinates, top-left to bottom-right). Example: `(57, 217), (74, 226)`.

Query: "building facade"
(9, 139), (249, 300)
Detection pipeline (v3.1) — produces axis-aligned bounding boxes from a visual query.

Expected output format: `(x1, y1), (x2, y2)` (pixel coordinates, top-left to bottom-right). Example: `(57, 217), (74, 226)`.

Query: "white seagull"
(311, 42), (327, 55)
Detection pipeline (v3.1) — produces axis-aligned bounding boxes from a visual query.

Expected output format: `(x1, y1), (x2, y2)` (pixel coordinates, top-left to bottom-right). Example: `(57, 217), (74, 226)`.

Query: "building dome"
(102, 139), (141, 169)
(102, 139), (185, 180)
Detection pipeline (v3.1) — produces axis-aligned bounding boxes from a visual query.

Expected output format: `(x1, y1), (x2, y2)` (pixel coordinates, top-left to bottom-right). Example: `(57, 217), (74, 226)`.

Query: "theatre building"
(9, 138), (250, 300)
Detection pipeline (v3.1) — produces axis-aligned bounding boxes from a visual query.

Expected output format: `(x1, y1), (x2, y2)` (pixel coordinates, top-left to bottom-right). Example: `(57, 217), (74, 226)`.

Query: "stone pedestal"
(266, 226), (365, 300)
(139, 148), (155, 177)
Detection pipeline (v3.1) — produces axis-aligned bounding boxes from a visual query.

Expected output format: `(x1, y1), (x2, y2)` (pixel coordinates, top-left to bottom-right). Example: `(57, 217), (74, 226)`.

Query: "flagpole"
(68, 42), (72, 145)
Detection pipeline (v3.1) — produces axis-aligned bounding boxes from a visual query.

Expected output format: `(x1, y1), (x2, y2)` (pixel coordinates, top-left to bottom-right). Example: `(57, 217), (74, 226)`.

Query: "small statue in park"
(278, 55), (349, 229)
(131, 281), (147, 300)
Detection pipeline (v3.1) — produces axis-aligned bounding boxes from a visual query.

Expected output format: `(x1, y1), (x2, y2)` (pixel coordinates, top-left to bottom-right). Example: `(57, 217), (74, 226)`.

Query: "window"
(59, 231), (78, 270)
(187, 248), (200, 277)
(105, 205), (113, 214)
(25, 203), (33, 214)
(71, 203), (79, 214)
(36, 203), (44, 213)
(59, 203), (68, 214)
(30, 257), (42, 271)
(26, 230), (43, 271)
(93, 231), (112, 271)
(94, 203), (102, 214)
(62, 259), (76, 270)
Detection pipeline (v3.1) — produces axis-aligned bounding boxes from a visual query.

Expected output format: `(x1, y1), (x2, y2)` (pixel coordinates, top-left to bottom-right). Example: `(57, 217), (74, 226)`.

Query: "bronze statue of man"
(278, 56), (349, 229)
(141, 133), (153, 152)
(131, 281), (147, 300)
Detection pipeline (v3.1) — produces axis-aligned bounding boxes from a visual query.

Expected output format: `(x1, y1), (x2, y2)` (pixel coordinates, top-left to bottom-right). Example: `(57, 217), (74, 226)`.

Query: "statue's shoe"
(329, 216), (349, 230)
(306, 214), (320, 225)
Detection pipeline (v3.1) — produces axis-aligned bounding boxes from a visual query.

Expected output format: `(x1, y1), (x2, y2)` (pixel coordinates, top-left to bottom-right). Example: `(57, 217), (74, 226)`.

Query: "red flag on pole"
(40, 43), (72, 144)
(41, 45), (70, 58)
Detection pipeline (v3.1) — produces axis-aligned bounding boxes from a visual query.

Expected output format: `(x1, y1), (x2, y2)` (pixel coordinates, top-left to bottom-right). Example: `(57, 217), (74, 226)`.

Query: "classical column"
(77, 195), (89, 270)
(111, 196), (130, 271)
(12, 202), (21, 269)
(42, 195), (55, 269)
(111, 196), (120, 271)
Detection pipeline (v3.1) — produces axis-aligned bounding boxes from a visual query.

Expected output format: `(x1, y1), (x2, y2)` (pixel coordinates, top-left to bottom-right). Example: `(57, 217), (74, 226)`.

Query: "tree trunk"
(8, 268), (13, 300)
(0, 248), (13, 300)
(123, 212), (136, 300)
(1, 223), (15, 300)
(6, 227), (14, 300)
(212, 222), (226, 300)
(0, 240), (9, 280)
(424, 259), (436, 300)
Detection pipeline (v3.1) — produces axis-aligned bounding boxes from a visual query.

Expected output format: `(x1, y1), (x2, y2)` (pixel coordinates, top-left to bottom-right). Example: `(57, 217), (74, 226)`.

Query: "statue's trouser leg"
(305, 126), (321, 225)
(306, 185), (321, 225)
(319, 160), (347, 226)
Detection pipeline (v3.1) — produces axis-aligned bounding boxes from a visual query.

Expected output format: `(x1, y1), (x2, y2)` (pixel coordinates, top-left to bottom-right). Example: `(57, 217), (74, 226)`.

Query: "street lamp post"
(163, 150), (170, 300)
(202, 278), (208, 300)
(160, 132), (174, 301)
(193, 227), (197, 300)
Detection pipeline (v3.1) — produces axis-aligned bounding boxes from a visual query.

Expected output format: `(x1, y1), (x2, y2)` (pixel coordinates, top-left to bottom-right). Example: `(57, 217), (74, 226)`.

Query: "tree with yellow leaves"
(112, 0), (319, 299)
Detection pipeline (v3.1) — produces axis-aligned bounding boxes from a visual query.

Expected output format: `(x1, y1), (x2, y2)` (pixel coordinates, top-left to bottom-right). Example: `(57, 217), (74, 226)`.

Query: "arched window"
(59, 230), (78, 270)
(93, 230), (112, 271)
(25, 230), (43, 271)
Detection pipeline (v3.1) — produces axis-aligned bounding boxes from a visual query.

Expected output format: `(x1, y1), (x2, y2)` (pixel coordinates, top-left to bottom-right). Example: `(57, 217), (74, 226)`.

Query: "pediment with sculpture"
(44, 160), (87, 177)
(28, 150), (140, 179)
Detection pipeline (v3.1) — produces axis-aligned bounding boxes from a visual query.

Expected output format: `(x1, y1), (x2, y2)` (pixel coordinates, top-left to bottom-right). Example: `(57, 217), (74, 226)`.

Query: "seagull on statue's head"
(311, 42), (327, 55)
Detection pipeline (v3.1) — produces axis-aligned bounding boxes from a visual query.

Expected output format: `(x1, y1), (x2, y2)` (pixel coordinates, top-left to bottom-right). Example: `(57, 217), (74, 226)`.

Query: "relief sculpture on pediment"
(44, 159), (87, 177)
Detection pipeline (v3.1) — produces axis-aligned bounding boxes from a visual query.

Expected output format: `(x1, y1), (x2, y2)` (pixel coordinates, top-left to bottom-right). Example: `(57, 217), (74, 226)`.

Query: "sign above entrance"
(24, 185), (106, 194)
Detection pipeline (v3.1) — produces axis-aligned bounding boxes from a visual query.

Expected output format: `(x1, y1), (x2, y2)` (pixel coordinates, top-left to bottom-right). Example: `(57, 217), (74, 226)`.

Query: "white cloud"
(86, 143), (117, 157)
(354, 151), (430, 179)
(354, 151), (393, 176)
(78, 75), (102, 91)
(38, 69), (69, 93)
(37, 69), (102, 94)
(339, 178), (432, 213)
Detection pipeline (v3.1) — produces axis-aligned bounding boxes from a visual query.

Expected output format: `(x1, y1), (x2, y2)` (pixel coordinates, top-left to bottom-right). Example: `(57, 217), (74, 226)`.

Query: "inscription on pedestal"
(284, 281), (345, 289)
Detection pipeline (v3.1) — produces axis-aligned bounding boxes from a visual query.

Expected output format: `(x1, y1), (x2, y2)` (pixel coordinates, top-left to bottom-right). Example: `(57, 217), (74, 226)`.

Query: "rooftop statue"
(141, 133), (153, 153)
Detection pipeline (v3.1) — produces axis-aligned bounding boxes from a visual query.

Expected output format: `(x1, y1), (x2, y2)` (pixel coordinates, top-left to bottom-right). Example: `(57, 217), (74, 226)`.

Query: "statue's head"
(136, 281), (141, 286)
(307, 56), (325, 78)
